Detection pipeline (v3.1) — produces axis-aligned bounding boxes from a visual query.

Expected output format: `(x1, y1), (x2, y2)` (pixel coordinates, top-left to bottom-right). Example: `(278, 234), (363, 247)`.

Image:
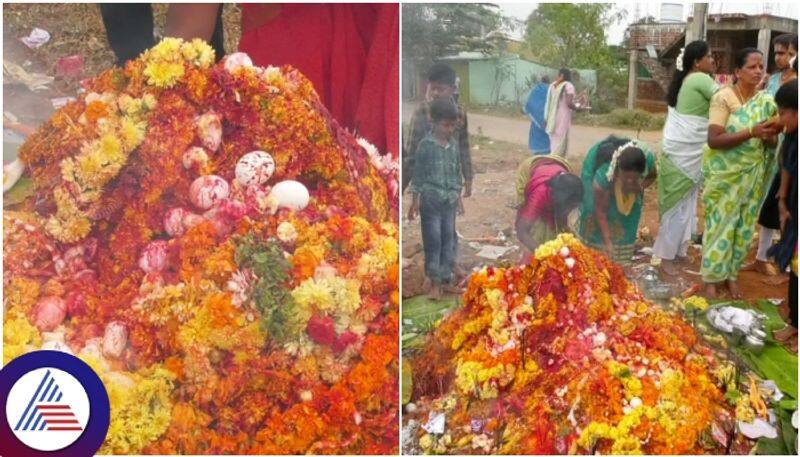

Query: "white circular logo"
(4, 367), (90, 451)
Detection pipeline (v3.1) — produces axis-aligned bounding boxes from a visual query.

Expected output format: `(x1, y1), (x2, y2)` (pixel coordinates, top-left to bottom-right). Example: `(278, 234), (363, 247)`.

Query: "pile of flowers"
(405, 234), (753, 455)
(4, 38), (398, 454)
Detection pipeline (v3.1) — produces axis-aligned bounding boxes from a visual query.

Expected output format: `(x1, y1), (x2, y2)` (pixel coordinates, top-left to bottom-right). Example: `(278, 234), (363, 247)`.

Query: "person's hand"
(604, 240), (614, 258)
(779, 199), (791, 231)
(751, 120), (779, 139)
(457, 197), (465, 215)
(463, 180), (473, 198)
(407, 201), (419, 221)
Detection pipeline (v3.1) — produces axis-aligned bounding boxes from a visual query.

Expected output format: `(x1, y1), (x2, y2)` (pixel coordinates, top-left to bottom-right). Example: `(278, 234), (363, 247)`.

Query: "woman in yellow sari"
(701, 48), (780, 298)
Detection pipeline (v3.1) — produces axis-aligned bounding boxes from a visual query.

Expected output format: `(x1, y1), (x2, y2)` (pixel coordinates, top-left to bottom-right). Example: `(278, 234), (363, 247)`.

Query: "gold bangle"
(749, 126), (753, 137)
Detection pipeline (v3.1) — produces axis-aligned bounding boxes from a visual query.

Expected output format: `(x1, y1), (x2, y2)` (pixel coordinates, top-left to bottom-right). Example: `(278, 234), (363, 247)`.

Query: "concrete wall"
(464, 57), (597, 105)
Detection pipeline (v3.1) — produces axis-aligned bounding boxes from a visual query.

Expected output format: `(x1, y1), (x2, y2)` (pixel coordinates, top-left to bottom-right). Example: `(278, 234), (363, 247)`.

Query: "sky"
(498, 1), (799, 45)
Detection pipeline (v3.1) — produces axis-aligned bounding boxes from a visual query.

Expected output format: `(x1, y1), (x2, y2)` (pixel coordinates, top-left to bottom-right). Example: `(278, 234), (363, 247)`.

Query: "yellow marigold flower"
(187, 38), (215, 68)
(97, 133), (124, 161)
(451, 314), (491, 350)
(149, 37), (182, 60)
(683, 295), (709, 312)
(144, 61), (185, 88)
(46, 188), (92, 242)
(291, 275), (362, 317)
(419, 434), (434, 450)
(119, 117), (146, 150)
(735, 395), (756, 422)
(95, 367), (175, 454)
(533, 232), (578, 260)
(3, 314), (42, 364)
(4, 277), (42, 316)
(45, 214), (91, 243)
(142, 93), (157, 110)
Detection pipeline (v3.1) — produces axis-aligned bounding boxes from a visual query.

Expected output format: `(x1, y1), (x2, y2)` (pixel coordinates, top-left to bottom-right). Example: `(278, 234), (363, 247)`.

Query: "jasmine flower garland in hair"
(606, 140), (638, 181)
(676, 47), (685, 72)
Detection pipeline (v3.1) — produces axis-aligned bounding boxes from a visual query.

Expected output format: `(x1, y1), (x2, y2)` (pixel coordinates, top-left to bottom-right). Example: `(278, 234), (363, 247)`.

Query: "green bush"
(574, 108), (665, 131)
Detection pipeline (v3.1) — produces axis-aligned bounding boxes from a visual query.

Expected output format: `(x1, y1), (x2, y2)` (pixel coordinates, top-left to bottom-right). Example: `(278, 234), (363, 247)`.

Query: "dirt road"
(467, 112), (663, 158)
(402, 103), (664, 158)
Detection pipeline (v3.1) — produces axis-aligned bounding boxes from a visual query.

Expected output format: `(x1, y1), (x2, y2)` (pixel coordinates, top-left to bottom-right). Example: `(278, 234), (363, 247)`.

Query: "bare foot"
(740, 260), (761, 272)
(773, 326), (798, 342)
(453, 265), (467, 282)
(762, 275), (789, 286)
(442, 284), (464, 295)
(727, 280), (743, 299)
(703, 283), (718, 299)
(742, 260), (780, 276)
(661, 259), (680, 276)
(428, 284), (442, 300)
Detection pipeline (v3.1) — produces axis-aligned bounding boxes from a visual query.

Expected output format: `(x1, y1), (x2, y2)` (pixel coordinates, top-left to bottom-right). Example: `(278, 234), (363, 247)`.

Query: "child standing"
(407, 100), (462, 299)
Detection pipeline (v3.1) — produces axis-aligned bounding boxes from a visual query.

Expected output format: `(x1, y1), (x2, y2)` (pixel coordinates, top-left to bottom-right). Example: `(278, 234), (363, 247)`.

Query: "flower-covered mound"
(406, 234), (748, 455)
(4, 38), (398, 455)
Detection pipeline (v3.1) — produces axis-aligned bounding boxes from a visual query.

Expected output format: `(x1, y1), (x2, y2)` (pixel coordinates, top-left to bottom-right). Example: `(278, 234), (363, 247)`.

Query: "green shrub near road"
(575, 108), (665, 131)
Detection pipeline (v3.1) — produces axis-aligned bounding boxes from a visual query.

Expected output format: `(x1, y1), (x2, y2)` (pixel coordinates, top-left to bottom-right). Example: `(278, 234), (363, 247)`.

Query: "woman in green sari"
(578, 136), (656, 263)
(702, 48), (780, 298)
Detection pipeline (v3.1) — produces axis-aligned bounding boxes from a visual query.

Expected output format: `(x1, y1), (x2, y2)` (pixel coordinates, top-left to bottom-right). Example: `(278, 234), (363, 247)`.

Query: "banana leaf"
(402, 359), (413, 405)
(402, 295), (459, 350)
(756, 407), (797, 455)
(3, 176), (34, 206)
(699, 300), (797, 400)
(733, 344), (798, 400)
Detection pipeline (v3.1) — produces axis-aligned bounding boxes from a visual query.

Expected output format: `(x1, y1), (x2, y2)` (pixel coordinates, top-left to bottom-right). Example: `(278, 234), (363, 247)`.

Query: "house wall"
(628, 23), (686, 51)
(465, 58), (597, 105)
(635, 79), (667, 112)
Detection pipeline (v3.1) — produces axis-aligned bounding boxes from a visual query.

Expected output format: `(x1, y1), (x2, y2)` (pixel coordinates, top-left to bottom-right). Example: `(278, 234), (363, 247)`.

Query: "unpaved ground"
(3, 3), (241, 136)
(401, 128), (787, 306)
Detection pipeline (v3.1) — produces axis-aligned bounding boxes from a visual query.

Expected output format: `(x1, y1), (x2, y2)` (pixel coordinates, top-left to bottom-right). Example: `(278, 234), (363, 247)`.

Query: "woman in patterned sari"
(578, 136), (656, 264)
(701, 48), (780, 298)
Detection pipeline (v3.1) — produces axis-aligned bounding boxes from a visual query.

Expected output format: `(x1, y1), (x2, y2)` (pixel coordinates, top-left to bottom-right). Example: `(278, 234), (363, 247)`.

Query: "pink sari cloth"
(548, 81), (574, 156)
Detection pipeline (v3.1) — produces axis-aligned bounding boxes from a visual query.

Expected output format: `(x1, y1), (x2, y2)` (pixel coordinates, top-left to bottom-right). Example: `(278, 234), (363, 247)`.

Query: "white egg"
(164, 207), (190, 237)
(138, 240), (169, 273)
(102, 321), (128, 359)
(189, 175), (230, 210)
(235, 151), (275, 186)
(224, 52), (253, 73)
(182, 146), (209, 170)
(195, 111), (222, 152)
(270, 180), (310, 211)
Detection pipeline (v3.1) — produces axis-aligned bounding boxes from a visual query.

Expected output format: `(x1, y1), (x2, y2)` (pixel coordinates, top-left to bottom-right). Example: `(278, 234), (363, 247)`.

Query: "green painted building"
(436, 52), (597, 106)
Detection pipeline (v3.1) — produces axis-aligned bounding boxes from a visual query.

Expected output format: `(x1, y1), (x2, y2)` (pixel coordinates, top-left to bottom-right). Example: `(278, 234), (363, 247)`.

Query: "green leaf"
(724, 389), (741, 405)
(402, 359), (413, 405)
(700, 300), (797, 400)
(733, 343), (798, 400)
(757, 435), (788, 455)
(779, 399), (797, 411)
(780, 408), (797, 455)
(759, 407), (799, 455)
(253, 252), (269, 264)
(3, 176), (34, 206)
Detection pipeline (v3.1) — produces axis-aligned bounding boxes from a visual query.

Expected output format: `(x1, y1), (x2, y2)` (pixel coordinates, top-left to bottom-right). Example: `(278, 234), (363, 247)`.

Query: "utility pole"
(628, 49), (638, 109)
(686, 3), (708, 43)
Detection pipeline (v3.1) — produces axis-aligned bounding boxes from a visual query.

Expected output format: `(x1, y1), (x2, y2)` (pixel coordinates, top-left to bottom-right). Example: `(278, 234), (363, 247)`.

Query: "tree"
(524, 3), (624, 69)
(402, 3), (504, 66)
(523, 4), (628, 111)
